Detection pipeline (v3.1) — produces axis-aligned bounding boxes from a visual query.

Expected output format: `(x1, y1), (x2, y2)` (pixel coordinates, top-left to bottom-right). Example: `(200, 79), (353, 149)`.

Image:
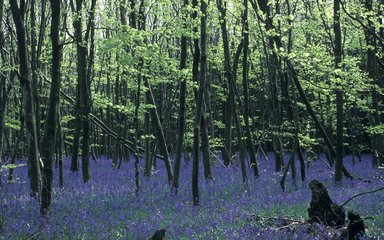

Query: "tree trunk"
(57, 106), (64, 188)
(192, 0), (201, 206)
(334, 0), (343, 183)
(172, 0), (189, 193)
(71, 0), (95, 182)
(217, 0), (234, 167)
(145, 79), (174, 182)
(41, 0), (62, 215)
(287, 62), (353, 179)
(364, 0), (381, 167)
(10, 0), (42, 197)
(242, 0), (259, 177)
(199, 0), (212, 180)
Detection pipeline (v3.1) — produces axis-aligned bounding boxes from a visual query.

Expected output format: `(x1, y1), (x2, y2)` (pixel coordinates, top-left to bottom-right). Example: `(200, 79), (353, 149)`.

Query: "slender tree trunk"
(242, 0), (259, 177)
(57, 106), (64, 188)
(145, 79), (174, 182)
(71, 0), (95, 182)
(192, 0), (201, 206)
(70, 103), (80, 171)
(334, 0), (343, 183)
(287, 62), (353, 179)
(200, 102), (212, 180)
(144, 109), (151, 176)
(217, 0), (234, 167)
(0, 0), (5, 187)
(172, 0), (189, 193)
(232, 41), (248, 183)
(0, 6), (6, 186)
(41, 0), (62, 215)
(199, 0), (212, 180)
(8, 131), (21, 182)
(10, 0), (42, 197)
(364, 0), (381, 167)
(280, 72), (297, 190)
(0, 72), (5, 188)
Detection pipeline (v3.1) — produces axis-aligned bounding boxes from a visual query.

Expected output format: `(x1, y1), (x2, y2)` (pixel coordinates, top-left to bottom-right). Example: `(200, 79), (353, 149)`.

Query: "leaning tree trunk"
(10, 0), (42, 197)
(287, 62), (353, 179)
(41, 0), (62, 215)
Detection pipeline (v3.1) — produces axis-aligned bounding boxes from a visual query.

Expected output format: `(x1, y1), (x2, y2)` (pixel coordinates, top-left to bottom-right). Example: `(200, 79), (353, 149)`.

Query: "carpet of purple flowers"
(1, 153), (383, 239)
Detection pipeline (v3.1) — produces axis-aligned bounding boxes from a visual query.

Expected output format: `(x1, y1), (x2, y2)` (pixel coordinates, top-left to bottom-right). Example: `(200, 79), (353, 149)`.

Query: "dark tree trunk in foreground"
(172, 0), (189, 194)
(10, 0), (42, 197)
(41, 0), (62, 215)
(334, 0), (343, 183)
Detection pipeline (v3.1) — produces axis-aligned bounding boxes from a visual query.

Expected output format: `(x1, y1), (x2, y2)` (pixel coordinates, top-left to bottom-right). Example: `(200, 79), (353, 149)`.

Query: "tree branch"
(341, 186), (384, 207)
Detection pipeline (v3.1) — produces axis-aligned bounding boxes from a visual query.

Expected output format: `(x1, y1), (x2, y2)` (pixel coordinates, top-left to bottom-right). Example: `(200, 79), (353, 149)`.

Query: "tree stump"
(347, 212), (365, 240)
(150, 229), (166, 240)
(307, 180), (345, 226)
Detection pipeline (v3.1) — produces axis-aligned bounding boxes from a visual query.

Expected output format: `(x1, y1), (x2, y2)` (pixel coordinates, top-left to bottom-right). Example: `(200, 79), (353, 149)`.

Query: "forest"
(0, 0), (384, 239)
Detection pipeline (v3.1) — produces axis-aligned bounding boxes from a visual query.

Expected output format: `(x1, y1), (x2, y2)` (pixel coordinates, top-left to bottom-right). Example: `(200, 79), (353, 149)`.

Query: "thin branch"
(341, 186), (384, 207)
(340, 1), (384, 49)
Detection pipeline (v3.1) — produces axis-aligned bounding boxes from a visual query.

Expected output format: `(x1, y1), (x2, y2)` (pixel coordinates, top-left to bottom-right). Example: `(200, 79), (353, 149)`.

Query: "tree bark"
(172, 0), (189, 193)
(287, 62), (353, 179)
(242, 0), (259, 177)
(192, 0), (201, 206)
(334, 0), (343, 183)
(10, 0), (42, 197)
(217, 0), (234, 167)
(41, 0), (62, 215)
(0, 0), (6, 187)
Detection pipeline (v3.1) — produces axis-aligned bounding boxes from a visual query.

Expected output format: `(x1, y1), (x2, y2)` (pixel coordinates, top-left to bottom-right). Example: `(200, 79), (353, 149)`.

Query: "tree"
(70, 0), (96, 182)
(243, 0), (258, 177)
(0, 0), (7, 188)
(334, 0), (343, 183)
(10, 0), (42, 197)
(41, 0), (62, 215)
(173, 0), (189, 194)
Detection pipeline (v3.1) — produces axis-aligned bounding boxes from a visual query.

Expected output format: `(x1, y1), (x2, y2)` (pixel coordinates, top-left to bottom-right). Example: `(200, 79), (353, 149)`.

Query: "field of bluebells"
(1, 153), (383, 239)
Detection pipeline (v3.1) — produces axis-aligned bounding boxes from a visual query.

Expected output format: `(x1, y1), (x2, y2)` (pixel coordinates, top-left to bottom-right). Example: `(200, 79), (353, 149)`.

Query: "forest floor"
(0, 153), (383, 239)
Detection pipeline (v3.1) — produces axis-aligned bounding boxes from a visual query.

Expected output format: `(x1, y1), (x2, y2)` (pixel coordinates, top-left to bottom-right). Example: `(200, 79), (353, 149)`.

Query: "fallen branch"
(341, 186), (384, 207)
(210, 150), (226, 167)
(27, 227), (46, 240)
(242, 211), (304, 223)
